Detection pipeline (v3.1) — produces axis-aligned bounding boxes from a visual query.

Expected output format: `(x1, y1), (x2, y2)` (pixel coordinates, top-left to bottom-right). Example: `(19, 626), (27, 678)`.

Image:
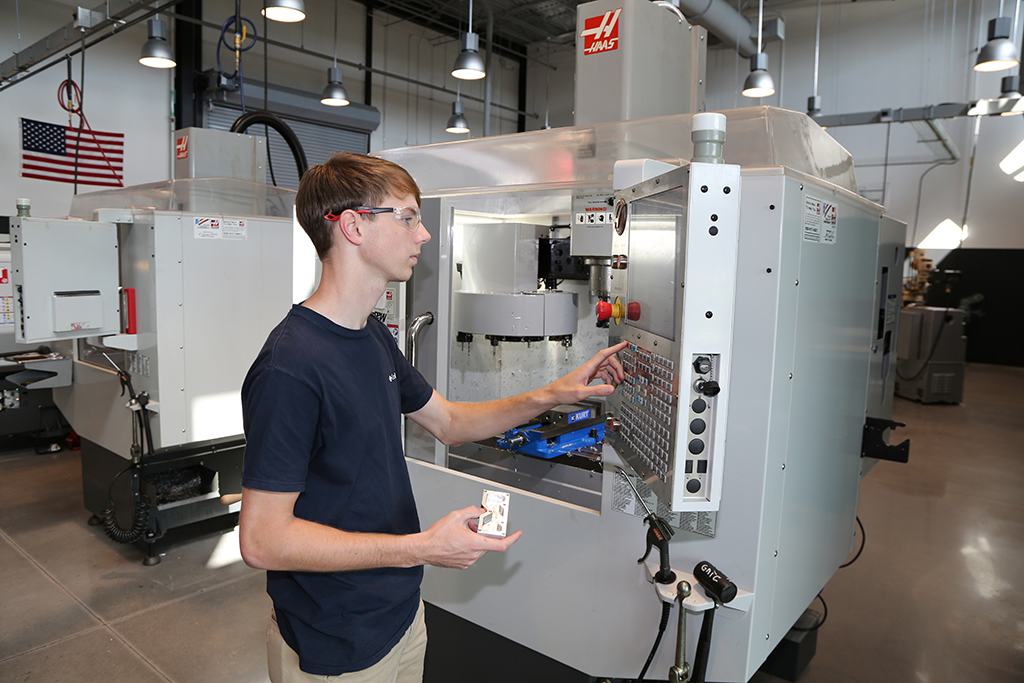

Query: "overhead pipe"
(479, 0), (494, 137)
(677, 0), (758, 58)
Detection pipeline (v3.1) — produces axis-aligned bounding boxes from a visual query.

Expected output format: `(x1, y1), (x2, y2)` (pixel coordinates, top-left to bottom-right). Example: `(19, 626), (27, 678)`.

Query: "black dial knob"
(686, 478), (702, 493)
(696, 380), (721, 397)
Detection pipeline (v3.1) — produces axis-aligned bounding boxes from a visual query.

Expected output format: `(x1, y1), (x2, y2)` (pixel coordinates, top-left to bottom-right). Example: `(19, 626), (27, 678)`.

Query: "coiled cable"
(101, 466), (150, 544)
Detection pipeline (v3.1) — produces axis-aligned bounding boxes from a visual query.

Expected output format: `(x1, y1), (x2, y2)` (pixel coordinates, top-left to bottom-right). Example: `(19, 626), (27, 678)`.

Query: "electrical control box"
(11, 218), (121, 344)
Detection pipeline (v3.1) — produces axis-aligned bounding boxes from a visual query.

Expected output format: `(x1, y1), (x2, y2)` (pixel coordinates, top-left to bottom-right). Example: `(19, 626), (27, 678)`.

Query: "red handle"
(124, 288), (137, 334)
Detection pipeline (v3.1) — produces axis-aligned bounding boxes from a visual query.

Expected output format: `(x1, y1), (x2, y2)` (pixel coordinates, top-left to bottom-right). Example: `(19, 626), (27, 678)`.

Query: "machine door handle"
(407, 312), (434, 367)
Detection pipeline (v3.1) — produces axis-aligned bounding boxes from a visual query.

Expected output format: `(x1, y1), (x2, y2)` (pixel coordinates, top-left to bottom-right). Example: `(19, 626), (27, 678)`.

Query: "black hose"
(229, 110), (307, 180)
(636, 601), (672, 682)
(690, 606), (716, 683)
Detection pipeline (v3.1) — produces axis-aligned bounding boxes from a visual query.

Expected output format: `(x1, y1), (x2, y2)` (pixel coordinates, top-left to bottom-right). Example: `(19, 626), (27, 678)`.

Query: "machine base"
(424, 602), (597, 683)
(81, 436), (244, 564)
(757, 608), (821, 682)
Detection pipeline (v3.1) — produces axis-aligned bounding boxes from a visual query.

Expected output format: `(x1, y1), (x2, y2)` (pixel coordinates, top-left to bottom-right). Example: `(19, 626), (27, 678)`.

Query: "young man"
(239, 152), (627, 682)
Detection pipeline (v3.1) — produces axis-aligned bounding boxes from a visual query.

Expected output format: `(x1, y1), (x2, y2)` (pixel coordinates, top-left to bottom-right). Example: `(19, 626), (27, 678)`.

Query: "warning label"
(611, 471), (718, 538)
(803, 196), (837, 245)
(581, 8), (621, 55)
(0, 296), (12, 325)
(576, 210), (610, 225)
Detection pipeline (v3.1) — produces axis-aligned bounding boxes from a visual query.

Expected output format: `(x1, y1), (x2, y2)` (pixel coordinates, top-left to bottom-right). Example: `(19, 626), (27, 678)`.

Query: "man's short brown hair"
(295, 152), (421, 259)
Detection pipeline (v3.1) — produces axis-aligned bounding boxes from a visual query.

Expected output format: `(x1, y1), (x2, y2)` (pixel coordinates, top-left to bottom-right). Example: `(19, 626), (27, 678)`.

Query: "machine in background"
(895, 306), (967, 404)
(9, 128), (320, 563)
(380, 105), (907, 683)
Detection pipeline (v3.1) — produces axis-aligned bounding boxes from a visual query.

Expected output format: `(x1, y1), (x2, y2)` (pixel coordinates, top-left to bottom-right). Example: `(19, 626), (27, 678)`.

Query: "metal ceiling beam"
(362, 0), (529, 60)
(1, 0), (159, 83)
(814, 104), (974, 128)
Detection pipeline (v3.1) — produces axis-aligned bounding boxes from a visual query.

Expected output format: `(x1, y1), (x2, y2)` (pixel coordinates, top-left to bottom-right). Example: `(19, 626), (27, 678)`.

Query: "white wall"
(6, 0), (1019, 253)
(528, 0), (1024, 256)
(702, 0), (1024, 257)
(0, 0), (173, 219)
(0, 0), (523, 221)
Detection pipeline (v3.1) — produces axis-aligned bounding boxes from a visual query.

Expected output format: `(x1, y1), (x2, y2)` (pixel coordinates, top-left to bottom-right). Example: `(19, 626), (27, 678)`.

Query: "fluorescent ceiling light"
(918, 219), (966, 249)
(999, 138), (1024, 175)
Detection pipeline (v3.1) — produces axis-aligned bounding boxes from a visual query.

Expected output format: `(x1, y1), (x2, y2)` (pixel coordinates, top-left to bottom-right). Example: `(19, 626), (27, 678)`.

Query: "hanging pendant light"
(139, 17), (176, 69)
(263, 0), (306, 23)
(742, 0), (774, 98)
(1000, 75), (1023, 115)
(976, 15), (1019, 71)
(743, 53), (775, 98)
(321, 2), (349, 106)
(452, 0), (485, 80)
(446, 101), (470, 134)
(321, 68), (350, 106)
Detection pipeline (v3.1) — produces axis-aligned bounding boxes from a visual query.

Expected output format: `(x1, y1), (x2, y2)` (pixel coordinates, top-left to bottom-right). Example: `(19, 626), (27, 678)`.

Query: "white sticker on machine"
(195, 217), (247, 240)
(222, 218), (247, 240)
(803, 196), (838, 244)
(194, 217), (221, 239)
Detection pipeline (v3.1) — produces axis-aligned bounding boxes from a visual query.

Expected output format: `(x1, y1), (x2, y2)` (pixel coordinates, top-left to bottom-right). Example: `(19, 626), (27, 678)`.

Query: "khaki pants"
(267, 601), (427, 683)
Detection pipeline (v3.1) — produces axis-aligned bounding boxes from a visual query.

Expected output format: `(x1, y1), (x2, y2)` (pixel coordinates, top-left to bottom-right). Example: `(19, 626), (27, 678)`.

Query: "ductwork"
(675, 0), (758, 57)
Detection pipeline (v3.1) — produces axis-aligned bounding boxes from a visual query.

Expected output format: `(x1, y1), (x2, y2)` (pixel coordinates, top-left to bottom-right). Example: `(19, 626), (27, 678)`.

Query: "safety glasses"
(324, 206), (422, 231)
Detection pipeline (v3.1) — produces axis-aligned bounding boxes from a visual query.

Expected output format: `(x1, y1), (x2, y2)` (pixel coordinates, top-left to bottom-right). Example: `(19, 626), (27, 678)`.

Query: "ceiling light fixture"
(321, 2), (349, 106)
(918, 219), (967, 249)
(452, 0), (485, 80)
(139, 16), (176, 69)
(321, 68), (350, 106)
(262, 0), (306, 23)
(742, 0), (775, 98)
(446, 100), (470, 134)
(975, 6), (1019, 72)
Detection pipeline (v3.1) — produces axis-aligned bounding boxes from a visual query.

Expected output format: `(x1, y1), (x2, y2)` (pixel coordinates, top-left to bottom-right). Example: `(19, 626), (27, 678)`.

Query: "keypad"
(619, 342), (677, 483)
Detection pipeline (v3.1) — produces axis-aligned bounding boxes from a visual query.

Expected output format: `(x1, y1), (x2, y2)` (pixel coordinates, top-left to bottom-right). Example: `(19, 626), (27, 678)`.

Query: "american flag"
(21, 118), (123, 188)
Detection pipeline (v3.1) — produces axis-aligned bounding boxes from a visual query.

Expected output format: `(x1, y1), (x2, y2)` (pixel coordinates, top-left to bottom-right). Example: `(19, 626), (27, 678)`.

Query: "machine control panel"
(617, 343), (723, 499)
(605, 160), (741, 512)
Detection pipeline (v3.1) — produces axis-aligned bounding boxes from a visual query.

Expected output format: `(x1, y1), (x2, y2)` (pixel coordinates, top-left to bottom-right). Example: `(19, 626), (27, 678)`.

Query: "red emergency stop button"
(596, 298), (627, 324)
(627, 302), (641, 321)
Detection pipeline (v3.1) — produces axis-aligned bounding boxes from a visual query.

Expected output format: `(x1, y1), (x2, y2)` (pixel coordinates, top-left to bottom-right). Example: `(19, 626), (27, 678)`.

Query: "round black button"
(690, 419), (706, 435)
(688, 439), (705, 455)
(692, 398), (707, 413)
(686, 478), (702, 493)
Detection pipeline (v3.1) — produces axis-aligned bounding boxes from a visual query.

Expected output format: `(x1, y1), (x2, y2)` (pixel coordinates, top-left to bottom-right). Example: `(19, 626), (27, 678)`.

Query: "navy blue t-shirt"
(241, 304), (434, 675)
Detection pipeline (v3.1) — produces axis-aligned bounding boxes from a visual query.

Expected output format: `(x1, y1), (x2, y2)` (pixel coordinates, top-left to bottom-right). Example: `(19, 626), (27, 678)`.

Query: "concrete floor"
(1, 363), (1022, 683)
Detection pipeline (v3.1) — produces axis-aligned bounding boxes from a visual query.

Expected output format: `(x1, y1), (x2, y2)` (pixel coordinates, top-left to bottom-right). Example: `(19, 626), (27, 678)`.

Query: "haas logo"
(176, 135), (189, 160)
(581, 8), (621, 55)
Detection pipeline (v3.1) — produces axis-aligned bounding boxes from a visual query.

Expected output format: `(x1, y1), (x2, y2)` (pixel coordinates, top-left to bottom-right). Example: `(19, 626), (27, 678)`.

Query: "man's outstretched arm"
(406, 341), (627, 447)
